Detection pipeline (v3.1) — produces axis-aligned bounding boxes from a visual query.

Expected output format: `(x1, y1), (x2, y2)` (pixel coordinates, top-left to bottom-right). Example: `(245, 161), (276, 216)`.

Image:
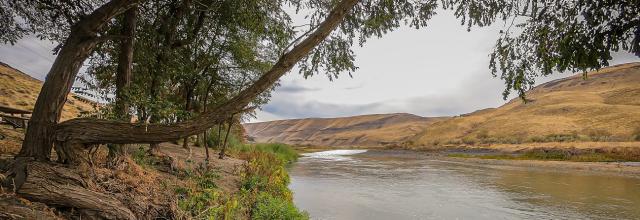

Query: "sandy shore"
(433, 155), (640, 178)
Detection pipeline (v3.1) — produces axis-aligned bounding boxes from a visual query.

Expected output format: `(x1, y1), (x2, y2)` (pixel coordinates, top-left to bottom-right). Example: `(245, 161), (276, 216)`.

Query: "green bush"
(252, 143), (299, 164)
(252, 192), (308, 220)
(131, 146), (156, 168)
(461, 137), (476, 145)
(522, 150), (569, 160)
(175, 142), (305, 219)
(239, 150), (307, 220)
(207, 126), (243, 149)
(176, 169), (242, 219)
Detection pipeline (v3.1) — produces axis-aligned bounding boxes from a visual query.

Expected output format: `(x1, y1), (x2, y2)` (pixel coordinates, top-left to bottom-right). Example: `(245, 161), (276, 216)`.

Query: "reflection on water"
(289, 150), (640, 220)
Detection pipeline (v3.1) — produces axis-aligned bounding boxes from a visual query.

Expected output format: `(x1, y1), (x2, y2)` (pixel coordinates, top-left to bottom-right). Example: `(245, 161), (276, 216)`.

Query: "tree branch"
(54, 0), (361, 144)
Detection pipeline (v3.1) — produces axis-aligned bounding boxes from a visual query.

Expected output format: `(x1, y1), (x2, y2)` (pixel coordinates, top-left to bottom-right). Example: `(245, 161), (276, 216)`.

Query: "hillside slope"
(244, 113), (444, 147)
(408, 62), (640, 148)
(0, 62), (95, 154)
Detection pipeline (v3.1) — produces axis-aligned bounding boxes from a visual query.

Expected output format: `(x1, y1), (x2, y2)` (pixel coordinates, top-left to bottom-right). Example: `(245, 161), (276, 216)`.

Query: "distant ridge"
(244, 113), (444, 147)
(408, 62), (640, 148)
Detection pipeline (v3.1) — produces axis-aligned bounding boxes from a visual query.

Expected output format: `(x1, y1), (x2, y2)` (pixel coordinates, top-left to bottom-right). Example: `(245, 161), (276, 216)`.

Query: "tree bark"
(4, 161), (136, 219)
(18, 0), (141, 161)
(218, 117), (233, 159)
(203, 128), (210, 161)
(54, 0), (360, 146)
(114, 7), (137, 119)
(182, 82), (195, 149)
(109, 6), (138, 167)
(216, 123), (222, 149)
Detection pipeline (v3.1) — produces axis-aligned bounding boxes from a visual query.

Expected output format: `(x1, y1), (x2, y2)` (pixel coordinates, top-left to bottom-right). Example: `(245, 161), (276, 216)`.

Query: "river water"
(289, 150), (640, 220)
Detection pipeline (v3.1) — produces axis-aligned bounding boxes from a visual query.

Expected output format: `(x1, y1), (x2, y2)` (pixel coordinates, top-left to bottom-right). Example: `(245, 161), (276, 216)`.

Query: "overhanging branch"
(54, 0), (361, 144)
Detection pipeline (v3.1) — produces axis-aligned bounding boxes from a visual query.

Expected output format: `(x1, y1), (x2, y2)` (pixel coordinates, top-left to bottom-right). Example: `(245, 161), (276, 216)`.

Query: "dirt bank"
(0, 142), (246, 219)
(434, 155), (640, 177)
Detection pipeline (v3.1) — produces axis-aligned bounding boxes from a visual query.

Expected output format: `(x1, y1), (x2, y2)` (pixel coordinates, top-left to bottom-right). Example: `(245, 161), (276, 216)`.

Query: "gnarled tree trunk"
(109, 6), (138, 167)
(3, 160), (136, 219)
(18, 0), (141, 161)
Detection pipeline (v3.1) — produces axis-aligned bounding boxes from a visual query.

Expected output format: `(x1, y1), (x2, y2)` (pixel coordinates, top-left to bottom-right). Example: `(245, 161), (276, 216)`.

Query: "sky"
(1, 9), (638, 123)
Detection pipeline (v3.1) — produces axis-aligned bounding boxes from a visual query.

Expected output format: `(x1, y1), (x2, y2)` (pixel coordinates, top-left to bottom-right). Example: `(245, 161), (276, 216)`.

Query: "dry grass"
(0, 62), (96, 121)
(244, 113), (444, 147)
(408, 62), (640, 150)
(0, 62), (96, 155)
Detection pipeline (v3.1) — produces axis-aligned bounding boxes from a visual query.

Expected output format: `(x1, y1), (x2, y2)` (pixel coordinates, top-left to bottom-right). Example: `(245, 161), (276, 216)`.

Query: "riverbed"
(289, 149), (640, 220)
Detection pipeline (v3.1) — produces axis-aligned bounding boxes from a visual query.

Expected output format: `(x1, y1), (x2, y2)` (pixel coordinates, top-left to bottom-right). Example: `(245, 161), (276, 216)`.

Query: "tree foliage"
(486, 0), (640, 98)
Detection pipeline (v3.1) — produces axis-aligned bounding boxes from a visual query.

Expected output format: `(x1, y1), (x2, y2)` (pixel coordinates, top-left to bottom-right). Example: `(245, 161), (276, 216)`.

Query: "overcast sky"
(1, 9), (638, 123)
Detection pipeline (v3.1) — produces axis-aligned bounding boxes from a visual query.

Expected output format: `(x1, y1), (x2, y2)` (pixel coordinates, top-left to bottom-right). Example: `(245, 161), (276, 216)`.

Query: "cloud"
(262, 96), (383, 119)
(275, 84), (320, 93)
(343, 83), (364, 90)
(0, 37), (57, 80)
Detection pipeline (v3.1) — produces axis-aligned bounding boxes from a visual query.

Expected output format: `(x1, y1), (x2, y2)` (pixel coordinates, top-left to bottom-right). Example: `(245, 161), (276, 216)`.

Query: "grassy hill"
(406, 62), (640, 150)
(244, 113), (445, 147)
(0, 62), (96, 154)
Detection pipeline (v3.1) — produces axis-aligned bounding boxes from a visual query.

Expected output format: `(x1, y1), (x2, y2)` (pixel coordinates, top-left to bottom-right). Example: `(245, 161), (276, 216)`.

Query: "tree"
(2, 0), (142, 161)
(4, 0), (444, 162)
(107, 6), (137, 166)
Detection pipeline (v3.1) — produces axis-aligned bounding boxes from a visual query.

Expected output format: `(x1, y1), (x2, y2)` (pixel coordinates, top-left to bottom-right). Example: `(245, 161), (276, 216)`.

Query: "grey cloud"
(0, 37), (57, 80)
(343, 84), (364, 90)
(262, 97), (383, 119)
(261, 70), (512, 119)
(275, 84), (321, 93)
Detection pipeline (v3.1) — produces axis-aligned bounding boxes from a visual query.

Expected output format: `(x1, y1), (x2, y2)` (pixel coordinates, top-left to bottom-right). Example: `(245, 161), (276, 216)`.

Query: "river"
(289, 150), (640, 220)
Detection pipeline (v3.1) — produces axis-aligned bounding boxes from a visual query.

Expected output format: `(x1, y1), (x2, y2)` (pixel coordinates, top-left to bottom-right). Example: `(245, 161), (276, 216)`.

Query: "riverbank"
(0, 141), (307, 219)
(436, 154), (640, 177)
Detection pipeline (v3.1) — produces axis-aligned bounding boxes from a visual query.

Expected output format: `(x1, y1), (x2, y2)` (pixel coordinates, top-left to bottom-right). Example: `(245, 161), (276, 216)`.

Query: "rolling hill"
(407, 62), (640, 149)
(0, 62), (96, 154)
(245, 62), (640, 150)
(244, 113), (444, 147)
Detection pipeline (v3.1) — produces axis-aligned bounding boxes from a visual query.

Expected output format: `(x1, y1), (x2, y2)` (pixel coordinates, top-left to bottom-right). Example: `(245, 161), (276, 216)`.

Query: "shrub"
(253, 143), (299, 164)
(522, 149), (569, 160)
(445, 139), (463, 145)
(207, 126), (243, 150)
(175, 142), (305, 219)
(252, 192), (309, 220)
(131, 146), (155, 168)
(633, 127), (640, 141)
(476, 130), (489, 139)
(176, 169), (241, 219)
(585, 129), (612, 142)
(461, 137), (476, 145)
(527, 133), (579, 143)
(239, 150), (308, 220)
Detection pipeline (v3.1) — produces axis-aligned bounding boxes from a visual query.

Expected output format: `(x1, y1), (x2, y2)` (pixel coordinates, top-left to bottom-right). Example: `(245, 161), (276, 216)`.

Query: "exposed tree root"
(5, 160), (136, 219)
(0, 193), (62, 219)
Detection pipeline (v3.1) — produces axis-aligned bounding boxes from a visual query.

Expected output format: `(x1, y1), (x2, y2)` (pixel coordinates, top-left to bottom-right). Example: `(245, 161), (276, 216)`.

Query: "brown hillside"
(0, 62), (96, 154)
(244, 113), (444, 147)
(407, 62), (640, 148)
